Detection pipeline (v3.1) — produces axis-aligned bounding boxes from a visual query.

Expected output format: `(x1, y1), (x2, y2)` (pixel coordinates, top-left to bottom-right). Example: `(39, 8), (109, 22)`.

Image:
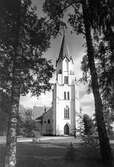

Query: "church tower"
(52, 33), (80, 135)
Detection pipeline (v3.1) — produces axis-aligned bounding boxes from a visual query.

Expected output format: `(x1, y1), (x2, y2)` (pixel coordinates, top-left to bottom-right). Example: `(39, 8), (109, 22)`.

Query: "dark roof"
(56, 33), (73, 65)
(35, 115), (43, 120)
(35, 107), (52, 120)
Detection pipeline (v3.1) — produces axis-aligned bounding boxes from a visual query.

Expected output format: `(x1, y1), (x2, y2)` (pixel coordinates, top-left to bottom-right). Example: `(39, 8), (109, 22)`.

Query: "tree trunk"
(4, 83), (20, 167)
(82, 2), (113, 165)
(4, 1), (22, 166)
(4, 47), (21, 167)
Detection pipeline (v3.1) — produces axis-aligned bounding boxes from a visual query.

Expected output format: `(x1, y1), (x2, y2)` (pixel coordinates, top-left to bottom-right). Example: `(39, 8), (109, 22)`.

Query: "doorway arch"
(64, 124), (69, 135)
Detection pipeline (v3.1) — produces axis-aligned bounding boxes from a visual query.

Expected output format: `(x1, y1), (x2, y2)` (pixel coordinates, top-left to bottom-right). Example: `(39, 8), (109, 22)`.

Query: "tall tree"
(0, 1), (54, 167)
(82, 1), (112, 164)
(43, 0), (113, 165)
(86, 0), (114, 115)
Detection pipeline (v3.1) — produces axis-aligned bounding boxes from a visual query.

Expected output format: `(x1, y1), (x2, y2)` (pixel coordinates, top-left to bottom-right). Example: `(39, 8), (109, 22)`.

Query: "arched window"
(64, 76), (68, 84)
(64, 91), (70, 100)
(64, 106), (69, 119)
(64, 92), (66, 100)
(48, 119), (50, 124)
(58, 69), (62, 74)
(67, 92), (70, 100)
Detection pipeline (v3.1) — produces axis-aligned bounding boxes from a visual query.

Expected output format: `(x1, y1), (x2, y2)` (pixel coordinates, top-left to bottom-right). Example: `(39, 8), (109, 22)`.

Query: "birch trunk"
(4, 1), (21, 166)
(4, 86), (20, 167)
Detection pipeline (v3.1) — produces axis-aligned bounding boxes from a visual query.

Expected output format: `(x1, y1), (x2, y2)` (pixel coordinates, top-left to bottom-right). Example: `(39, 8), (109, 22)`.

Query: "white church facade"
(36, 34), (80, 136)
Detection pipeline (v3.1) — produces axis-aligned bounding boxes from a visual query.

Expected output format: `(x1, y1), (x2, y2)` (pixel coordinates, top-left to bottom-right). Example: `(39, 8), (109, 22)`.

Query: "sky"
(20, 0), (95, 116)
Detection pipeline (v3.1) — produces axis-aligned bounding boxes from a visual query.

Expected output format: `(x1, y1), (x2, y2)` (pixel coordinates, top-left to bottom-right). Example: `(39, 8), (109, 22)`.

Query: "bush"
(82, 114), (99, 147)
(22, 120), (36, 137)
(83, 114), (94, 135)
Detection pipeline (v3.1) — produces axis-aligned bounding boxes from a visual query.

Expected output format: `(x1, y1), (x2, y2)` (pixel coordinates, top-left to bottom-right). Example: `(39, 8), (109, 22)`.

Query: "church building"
(37, 33), (80, 136)
(52, 33), (80, 135)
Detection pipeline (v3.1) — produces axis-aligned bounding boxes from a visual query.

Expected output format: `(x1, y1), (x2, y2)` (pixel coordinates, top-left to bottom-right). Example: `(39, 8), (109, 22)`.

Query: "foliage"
(0, 90), (11, 113)
(84, 0), (114, 111)
(23, 119), (36, 137)
(81, 41), (112, 101)
(17, 109), (36, 137)
(103, 109), (114, 137)
(82, 114), (99, 147)
(86, 0), (114, 41)
(74, 110), (84, 136)
(83, 114), (94, 135)
(0, 0), (55, 97)
(80, 40), (113, 133)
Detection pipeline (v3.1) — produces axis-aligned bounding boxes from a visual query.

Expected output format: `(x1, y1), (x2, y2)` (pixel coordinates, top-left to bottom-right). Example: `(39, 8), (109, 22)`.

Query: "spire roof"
(56, 32), (73, 64)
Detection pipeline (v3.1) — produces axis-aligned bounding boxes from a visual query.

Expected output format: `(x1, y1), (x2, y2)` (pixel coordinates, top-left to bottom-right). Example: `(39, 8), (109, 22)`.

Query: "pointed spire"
(56, 30), (73, 65)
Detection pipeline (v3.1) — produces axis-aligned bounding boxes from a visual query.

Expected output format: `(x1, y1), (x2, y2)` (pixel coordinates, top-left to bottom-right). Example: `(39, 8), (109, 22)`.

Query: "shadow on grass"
(16, 142), (106, 167)
(0, 144), (6, 167)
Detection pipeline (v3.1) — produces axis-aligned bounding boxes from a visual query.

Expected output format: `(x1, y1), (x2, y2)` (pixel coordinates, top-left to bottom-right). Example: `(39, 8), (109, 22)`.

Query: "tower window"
(48, 119), (50, 124)
(67, 92), (70, 100)
(58, 69), (62, 74)
(64, 92), (66, 100)
(64, 106), (69, 119)
(64, 76), (68, 84)
(64, 91), (70, 100)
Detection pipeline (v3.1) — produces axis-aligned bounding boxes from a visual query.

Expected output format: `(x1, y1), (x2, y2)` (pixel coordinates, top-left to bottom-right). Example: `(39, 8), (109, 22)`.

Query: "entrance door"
(64, 124), (69, 135)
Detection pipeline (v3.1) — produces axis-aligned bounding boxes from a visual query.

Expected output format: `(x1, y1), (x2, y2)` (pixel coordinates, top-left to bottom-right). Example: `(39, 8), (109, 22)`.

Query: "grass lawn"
(1, 137), (114, 167)
(16, 140), (114, 167)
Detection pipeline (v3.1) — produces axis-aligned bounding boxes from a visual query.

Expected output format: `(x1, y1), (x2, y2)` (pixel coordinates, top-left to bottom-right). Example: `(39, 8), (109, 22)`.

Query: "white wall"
(52, 56), (80, 136)
(54, 83), (77, 135)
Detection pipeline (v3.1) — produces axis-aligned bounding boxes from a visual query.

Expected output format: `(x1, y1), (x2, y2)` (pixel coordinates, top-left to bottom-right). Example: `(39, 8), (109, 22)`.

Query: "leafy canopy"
(0, 0), (55, 97)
